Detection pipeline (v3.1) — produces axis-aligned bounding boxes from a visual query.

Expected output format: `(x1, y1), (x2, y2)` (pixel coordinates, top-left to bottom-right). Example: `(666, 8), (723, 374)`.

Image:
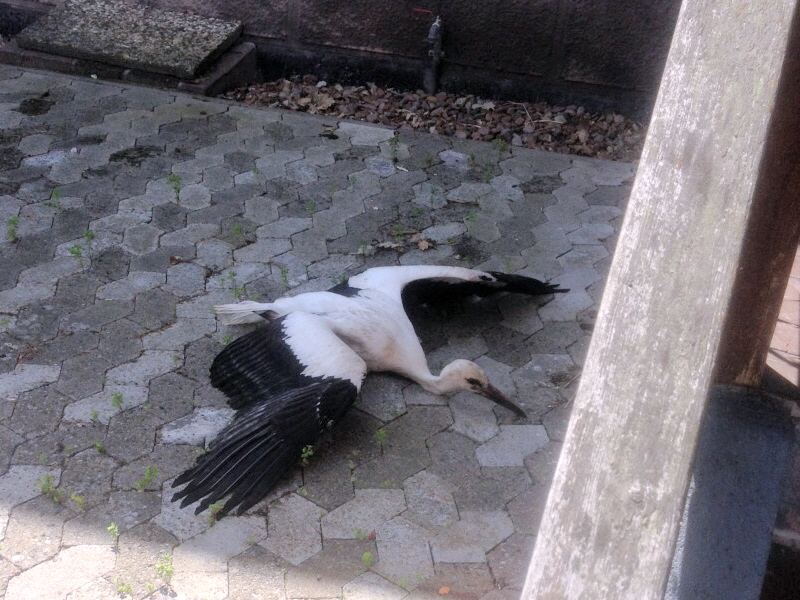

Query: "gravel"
(222, 74), (646, 162)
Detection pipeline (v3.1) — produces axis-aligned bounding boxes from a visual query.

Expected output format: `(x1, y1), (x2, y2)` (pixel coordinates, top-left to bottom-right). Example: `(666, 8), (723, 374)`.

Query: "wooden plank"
(712, 37), (800, 385)
(521, 1), (800, 599)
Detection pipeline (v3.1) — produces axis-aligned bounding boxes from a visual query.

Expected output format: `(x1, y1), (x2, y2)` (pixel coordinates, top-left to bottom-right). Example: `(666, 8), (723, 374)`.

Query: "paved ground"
(0, 66), (634, 600)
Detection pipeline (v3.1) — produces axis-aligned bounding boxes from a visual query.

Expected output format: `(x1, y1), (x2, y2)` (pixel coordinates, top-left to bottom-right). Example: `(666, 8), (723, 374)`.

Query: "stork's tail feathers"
(214, 301), (276, 325)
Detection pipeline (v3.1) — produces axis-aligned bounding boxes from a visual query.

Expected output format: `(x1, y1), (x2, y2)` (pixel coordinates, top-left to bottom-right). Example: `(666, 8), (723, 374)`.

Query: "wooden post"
(521, 1), (800, 599)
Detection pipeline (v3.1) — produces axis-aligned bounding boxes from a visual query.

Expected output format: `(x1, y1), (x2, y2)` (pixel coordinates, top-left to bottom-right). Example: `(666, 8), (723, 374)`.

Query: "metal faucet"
(424, 16), (443, 94)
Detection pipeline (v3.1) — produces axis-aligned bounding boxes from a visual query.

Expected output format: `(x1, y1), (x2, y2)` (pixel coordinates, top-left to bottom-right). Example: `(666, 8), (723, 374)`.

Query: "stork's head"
(438, 359), (527, 418)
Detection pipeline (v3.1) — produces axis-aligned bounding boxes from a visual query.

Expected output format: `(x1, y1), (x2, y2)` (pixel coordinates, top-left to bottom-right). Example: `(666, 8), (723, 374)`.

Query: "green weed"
(300, 444), (314, 467)
(387, 135), (400, 162)
(37, 474), (66, 503)
(375, 427), (387, 453)
(231, 222), (245, 244)
(154, 553), (174, 580)
(70, 492), (86, 512)
(135, 465), (159, 491)
(492, 137), (509, 156)
(207, 501), (225, 524)
(227, 270), (245, 299)
(115, 578), (132, 595)
(48, 188), (62, 209)
(167, 174), (182, 200)
(6, 216), (19, 242)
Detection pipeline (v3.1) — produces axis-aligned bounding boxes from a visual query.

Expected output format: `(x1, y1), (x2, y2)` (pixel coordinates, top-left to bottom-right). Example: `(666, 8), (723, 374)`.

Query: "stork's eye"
(466, 378), (481, 386)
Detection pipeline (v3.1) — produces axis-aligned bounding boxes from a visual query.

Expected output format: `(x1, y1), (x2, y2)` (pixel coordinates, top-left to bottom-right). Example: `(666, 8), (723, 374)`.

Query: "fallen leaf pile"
(222, 74), (646, 161)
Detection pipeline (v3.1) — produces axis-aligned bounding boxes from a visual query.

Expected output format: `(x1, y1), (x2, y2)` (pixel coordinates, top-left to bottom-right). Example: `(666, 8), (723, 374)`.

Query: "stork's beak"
(477, 384), (527, 419)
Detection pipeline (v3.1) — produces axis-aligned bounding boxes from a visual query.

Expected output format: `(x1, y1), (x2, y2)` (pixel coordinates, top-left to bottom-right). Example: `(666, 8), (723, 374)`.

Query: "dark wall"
(9, 0), (683, 117)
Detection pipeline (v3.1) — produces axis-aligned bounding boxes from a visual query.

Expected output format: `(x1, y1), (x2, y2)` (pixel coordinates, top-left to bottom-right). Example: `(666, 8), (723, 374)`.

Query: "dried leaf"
(376, 241), (402, 250)
(221, 75), (644, 160)
(315, 94), (335, 110)
(355, 244), (376, 256)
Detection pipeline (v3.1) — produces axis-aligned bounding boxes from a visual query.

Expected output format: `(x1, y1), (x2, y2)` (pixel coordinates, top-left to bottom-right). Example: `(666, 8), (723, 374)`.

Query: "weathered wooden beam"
(522, 1), (800, 599)
(713, 37), (800, 386)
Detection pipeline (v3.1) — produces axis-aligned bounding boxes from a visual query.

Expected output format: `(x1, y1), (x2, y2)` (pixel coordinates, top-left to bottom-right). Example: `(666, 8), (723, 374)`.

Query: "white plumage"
(172, 265), (567, 518)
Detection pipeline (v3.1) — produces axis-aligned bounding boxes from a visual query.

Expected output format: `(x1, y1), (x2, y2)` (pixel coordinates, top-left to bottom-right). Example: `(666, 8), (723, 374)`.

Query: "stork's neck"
(415, 374), (448, 396)
(409, 365), (462, 396)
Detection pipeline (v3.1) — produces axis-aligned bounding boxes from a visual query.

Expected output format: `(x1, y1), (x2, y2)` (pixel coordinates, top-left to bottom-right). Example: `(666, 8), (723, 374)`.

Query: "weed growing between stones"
(37, 474), (66, 503)
(154, 553), (174, 581)
(375, 427), (387, 454)
(135, 465), (159, 491)
(107, 522), (120, 545)
(5, 215), (19, 242)
(167, 174), (182, 202)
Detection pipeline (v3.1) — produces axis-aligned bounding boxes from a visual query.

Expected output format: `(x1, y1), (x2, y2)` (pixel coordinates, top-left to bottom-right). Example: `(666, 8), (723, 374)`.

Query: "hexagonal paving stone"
(343, 572), (408, 600)
(429, 511), (515, 563)
(4, 544), (116, 600)
(172, 515), (267, 572)
(374, 515), (435, 588)
(262, 493), (326, 566)
(0, 364), (60, 400)
(122, 223), (162, 255)
(475, 425), (549, 467)
(285, 538), (375, 598)
(321, 488), (406, 539)
(402, 470), (458, 532)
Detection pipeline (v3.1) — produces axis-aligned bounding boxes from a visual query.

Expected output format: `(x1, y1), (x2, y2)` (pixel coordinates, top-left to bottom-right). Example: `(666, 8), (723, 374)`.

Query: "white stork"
(172, 265), (567, 518)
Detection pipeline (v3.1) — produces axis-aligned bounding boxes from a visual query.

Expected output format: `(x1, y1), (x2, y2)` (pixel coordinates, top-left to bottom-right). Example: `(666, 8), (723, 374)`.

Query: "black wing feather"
(401, 271), (567, 315)
(327, 281), (360, 297)
(487, 271), (569, 295)
(210, 316), (313, 410)
(172, 378), (358, 517)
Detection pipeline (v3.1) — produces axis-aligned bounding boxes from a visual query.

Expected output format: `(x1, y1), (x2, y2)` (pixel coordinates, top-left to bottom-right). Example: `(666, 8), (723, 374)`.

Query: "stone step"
(15, 0), (242, 79)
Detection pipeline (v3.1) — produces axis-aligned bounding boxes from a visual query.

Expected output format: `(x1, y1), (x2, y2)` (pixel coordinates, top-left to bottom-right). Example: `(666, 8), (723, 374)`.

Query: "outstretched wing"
(399, 269), (568, 316)
(174, 312), (367, 517)
(342, 265), (567, 308)
(172, 378), (358, 517)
